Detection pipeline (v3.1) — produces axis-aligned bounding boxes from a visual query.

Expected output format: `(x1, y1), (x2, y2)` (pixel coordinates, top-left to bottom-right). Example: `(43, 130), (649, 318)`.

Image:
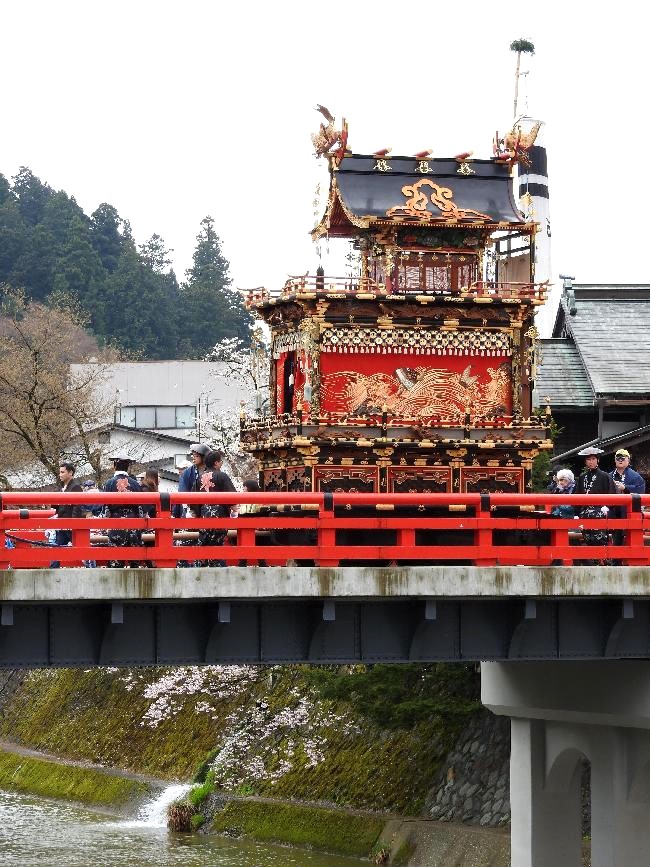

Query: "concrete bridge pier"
(482, 661), (650, 867)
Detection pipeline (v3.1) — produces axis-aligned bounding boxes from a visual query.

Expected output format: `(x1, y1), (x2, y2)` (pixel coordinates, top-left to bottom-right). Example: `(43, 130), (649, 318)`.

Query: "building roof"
(552, 285), (650, 398)
(313, 154), (529, 238)
(535, 339), (594, 408)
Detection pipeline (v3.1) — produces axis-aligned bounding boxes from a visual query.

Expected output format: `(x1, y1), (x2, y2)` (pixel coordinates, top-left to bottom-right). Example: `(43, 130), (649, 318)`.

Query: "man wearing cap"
(610, 449), (646, 496)
(102, 453), (143, 566)
(574, 447), (616, 561)
(609, 449), (645, 547)
(173, 444), (209, 519)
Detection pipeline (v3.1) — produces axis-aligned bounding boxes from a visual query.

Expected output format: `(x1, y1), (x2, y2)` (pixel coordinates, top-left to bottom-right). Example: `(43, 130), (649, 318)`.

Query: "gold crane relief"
(386, 178), (491, 223)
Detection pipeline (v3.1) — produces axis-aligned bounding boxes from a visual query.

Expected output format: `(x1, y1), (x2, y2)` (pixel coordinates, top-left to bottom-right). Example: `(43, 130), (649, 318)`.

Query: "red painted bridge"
(1, 491), (649, 568)
(0, 491), (649, 667)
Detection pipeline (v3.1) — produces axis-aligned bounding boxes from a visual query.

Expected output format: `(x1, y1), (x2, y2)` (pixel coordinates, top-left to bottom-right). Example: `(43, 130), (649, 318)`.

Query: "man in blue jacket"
(610, 448), (646, 495)
(173, 443), (210, 518)
(610, 448), (646, 547)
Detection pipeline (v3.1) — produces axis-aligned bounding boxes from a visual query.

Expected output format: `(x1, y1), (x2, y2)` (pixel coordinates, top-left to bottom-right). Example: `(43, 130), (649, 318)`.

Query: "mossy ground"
(0, 665), (478, 815)
(211, 800), (384, 858)
(0, 668), (216, 779)
(0, 749), (149, 807)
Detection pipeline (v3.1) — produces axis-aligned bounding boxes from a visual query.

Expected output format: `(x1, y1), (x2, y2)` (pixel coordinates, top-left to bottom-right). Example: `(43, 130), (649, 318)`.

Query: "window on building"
(115, 406), (197, 429)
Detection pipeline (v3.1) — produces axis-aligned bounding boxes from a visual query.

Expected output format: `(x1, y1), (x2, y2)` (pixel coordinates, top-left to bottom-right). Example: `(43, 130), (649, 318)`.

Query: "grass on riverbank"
(211, 800), (384, 858)
(0, 750), (150, 808)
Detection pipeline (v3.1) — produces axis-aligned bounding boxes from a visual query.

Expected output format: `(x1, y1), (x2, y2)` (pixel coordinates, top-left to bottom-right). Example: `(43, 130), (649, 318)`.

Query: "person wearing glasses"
(609, 448), (646, 548)
(609, 449), (646, 495)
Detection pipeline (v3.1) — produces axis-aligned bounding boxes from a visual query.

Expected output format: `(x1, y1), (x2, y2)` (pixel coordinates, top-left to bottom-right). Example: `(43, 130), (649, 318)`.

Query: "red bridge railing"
(0, 491), (648, 569)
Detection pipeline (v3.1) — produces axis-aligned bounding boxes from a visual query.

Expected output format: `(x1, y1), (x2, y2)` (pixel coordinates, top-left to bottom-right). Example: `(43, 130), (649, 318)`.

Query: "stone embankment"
(427, 713), (511, 828)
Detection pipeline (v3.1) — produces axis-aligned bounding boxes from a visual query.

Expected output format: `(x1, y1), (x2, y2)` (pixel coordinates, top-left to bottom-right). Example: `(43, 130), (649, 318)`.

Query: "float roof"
(313, 154), (530, 238)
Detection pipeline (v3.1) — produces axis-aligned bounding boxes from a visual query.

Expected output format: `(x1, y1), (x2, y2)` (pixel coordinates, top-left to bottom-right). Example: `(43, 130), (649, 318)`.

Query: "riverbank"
(0, 741), (163, 815)
(0, 741), (511, 864)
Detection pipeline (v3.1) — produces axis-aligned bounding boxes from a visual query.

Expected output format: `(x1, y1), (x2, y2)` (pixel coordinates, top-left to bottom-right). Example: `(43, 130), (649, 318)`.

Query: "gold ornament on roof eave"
(386, 179), (491, 223)
(321, 326), (511, 356)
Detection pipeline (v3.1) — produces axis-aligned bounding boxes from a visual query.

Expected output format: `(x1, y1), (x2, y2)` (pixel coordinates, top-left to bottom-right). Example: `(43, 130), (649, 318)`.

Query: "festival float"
(241, 108), (553, 495)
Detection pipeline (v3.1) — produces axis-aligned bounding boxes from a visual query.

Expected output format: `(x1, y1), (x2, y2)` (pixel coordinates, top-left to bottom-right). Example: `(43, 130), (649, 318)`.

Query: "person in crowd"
(173, 444), (210, 518)
(194, 449), (236, 566)
(609, 448), (646, 547)
(80, 478), (102, 567)
(138, 470), (159, 518)
(54, 462), (84, 545)
(81, 478), (103, 517)
(239, 478), (262, 515)
(549, 468), (575, 518)
(610, 449), (646, 495)
(49, 461), (84, 567)
(102, 452), (143, 567)
(573, 446), (616, 562)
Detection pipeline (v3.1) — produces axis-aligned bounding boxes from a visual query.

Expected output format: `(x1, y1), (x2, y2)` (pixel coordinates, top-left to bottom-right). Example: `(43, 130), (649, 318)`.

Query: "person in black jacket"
(54, 461), (84, 545)
(574, 446), (616, 559)
(194, 450), (236, 567)
(49, 461), (84, 566)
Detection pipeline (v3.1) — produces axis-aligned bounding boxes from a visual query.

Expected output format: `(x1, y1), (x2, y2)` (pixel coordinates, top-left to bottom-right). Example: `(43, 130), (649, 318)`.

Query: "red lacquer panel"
(320, 352), (512, 418)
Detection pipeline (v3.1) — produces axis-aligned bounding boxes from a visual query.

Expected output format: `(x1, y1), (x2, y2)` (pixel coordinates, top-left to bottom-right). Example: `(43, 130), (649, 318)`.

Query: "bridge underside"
(0, 565), (649, 666)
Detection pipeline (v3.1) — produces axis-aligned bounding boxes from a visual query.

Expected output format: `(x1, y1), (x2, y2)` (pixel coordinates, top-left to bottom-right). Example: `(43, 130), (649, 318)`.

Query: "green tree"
(90, 204), (124, 273)
(104, 243), (179, 359)
(0, 183), (26, 283)
(9, 223), (56, 301)
(11, 167), (53, 225)
(50, 217), (108, 333)
(178, 216), (251, 358)
(139, 234), (173, 273)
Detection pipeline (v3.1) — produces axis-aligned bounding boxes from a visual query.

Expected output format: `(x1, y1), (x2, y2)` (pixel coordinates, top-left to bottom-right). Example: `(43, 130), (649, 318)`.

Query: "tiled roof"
(535, 339), (594, 408)
(554, 286), (650, 397)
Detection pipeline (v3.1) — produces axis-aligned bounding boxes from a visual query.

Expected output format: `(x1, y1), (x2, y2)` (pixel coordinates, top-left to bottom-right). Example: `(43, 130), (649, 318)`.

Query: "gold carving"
(416, 160), (432, 174)
(321, 363), (511, 419)
(456, 162), (475, 175)
(386, 178), (491, 223)
(321, 326), (511, 356)
(374, 159), (392, 172)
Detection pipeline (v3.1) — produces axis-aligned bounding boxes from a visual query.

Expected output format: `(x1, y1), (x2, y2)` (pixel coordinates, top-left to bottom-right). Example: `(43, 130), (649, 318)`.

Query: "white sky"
(1, 1), (646, 336)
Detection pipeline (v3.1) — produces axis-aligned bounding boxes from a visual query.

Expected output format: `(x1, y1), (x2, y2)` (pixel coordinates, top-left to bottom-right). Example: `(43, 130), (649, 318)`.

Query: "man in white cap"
(575, 447), (615, 496)
(574, 446), (616, 560)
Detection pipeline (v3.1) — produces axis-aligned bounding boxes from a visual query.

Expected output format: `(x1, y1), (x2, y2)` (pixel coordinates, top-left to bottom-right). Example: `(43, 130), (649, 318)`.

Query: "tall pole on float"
(510, 38), (535, 119)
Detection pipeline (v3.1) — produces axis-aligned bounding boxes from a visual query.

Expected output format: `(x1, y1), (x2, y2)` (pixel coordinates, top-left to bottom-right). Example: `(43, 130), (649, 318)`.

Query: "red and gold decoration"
(241, 113), (552, 494)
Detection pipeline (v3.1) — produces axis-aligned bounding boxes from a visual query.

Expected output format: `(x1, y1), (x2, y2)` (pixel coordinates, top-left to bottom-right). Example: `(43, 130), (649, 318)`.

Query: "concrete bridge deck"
(0, 565), (649, 668)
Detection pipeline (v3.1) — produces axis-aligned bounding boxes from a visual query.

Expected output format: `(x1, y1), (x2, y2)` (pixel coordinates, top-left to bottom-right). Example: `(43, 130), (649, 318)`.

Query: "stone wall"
(426, 711), (510, 827)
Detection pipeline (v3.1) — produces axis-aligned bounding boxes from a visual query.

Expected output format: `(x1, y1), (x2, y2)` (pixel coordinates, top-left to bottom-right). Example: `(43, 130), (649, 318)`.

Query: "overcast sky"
(1, 1), (645, 335)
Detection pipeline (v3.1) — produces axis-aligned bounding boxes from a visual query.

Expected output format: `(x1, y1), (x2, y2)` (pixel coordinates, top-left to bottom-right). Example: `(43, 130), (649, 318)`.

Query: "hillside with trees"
(0, 168), (251, 358)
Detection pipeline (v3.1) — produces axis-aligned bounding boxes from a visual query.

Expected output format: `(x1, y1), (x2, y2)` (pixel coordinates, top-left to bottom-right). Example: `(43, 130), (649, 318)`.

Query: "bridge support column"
(483, 661), (650, 867)
(510, 717), (582, 867)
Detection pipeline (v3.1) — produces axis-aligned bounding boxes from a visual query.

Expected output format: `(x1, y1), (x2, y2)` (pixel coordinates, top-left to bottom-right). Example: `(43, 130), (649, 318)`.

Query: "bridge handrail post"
(237, 515), (257, 565)
(0, 495), (8, 569)
(475, 493), (496, 566)
(624, 494), (645, 565)
(153, 492), (177, 568)
(71, 524), (90, 567)
(318, 492), (338, 566)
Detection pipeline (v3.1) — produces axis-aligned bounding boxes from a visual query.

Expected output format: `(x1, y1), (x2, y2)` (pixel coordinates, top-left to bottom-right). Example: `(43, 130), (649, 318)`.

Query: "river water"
(0, 787), (364, 867)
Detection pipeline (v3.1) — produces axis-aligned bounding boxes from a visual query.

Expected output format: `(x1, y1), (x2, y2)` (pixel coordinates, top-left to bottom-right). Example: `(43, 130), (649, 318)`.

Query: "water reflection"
(0, 791), (362, 866)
